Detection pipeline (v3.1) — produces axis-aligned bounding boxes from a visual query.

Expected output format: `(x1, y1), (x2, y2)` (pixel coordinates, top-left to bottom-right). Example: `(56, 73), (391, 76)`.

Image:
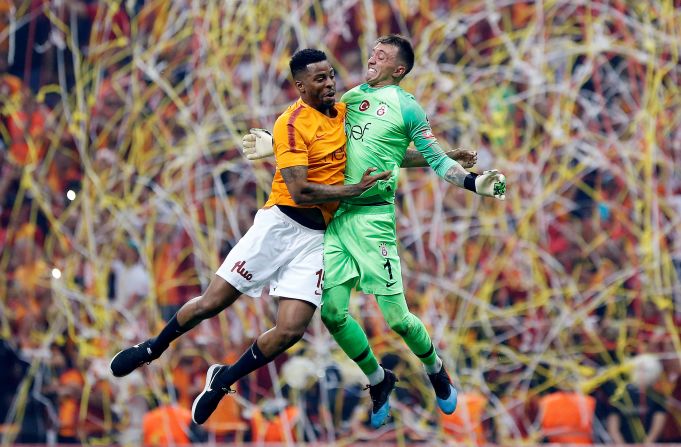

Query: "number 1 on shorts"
(383, 259), (393, 280)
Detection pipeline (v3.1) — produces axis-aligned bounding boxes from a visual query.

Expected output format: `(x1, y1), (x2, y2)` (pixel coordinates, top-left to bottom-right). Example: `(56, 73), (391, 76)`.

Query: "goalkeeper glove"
(464, 169), (506, 200)
(241, 128), (274, 160)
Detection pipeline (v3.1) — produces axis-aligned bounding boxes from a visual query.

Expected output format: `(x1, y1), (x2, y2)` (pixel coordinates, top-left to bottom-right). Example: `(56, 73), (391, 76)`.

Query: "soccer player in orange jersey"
(110, 49), (390, 424)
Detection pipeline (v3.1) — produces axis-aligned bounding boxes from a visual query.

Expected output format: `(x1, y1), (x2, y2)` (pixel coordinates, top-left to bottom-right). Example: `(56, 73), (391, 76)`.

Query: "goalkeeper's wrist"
(464, 173), (479, 192)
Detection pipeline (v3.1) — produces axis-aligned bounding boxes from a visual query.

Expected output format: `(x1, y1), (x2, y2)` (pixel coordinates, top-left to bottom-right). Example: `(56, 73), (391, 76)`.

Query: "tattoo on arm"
(280, 165), (309, 194)
(401, 146), (472, 168)
(401, 149), (427, 168)
(280, 165), (361, 204)
(443, 162), (470, 187)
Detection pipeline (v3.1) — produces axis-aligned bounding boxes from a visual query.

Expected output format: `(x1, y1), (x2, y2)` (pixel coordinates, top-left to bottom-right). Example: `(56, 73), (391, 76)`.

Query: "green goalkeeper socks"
(321, 282), (380, 377)
(321, 284), (442, 381)
(376, 293), (440, 368)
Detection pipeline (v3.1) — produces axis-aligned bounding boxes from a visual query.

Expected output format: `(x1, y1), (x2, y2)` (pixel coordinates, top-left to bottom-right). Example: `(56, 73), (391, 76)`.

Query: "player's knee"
(193, 295), (222, 318)
(276, 327), (304, 347)
(320, 306), (346, 333)
(197, 286), (237, 317)
(388, 315), (413, 337)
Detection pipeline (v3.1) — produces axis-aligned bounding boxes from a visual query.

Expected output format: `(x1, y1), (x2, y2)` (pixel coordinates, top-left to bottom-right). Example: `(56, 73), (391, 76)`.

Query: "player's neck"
(319, 104), (337, 117)
(301, 98), (337, 117)
(315, 105), (337, 117)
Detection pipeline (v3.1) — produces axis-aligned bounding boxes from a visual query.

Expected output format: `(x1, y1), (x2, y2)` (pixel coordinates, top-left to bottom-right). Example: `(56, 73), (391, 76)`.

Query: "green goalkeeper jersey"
(341, 83), (457, 205)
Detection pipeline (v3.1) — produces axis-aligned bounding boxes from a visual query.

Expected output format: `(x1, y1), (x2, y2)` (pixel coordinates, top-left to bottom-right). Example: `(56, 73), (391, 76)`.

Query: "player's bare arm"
(443, 161), (470, 186)
(280, 165), (391, 205)
(401, 148), (477, 169)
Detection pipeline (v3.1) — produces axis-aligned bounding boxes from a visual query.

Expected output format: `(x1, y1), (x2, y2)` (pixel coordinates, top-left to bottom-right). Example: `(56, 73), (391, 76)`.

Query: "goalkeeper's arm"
(402, 147), (477, 169)
(241, 128), (274, 160)
(242, 129), (478, 170)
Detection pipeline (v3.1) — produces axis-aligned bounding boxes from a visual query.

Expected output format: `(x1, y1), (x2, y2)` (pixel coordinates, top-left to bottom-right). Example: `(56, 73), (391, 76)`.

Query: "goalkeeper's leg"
(321, 281), (397, 427)
(376, 292), (458, 414)
(321, 280), (383, 380)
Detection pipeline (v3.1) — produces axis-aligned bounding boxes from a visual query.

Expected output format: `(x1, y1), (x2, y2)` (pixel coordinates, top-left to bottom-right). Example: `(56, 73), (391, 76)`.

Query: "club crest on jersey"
(379, 243), (388, 257)
(376, 104), (387, 116)
(359, 100), (370, 111)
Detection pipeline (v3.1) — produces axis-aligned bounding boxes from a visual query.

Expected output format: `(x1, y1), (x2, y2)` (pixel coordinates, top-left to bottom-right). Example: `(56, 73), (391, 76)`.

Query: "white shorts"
(216, 206), (325, 307)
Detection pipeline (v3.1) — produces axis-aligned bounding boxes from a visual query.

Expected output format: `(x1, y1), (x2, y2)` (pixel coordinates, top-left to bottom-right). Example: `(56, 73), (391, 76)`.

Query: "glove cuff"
(464, 173), (479, 192)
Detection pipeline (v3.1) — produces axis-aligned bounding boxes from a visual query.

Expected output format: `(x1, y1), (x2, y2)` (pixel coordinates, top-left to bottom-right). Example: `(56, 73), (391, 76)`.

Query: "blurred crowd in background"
(1, 0), (680, 445)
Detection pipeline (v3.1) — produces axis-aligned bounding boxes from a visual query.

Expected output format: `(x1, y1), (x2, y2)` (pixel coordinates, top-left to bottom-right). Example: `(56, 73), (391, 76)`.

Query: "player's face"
(366, 43), (405, 87)
(297, 61), (336, 111)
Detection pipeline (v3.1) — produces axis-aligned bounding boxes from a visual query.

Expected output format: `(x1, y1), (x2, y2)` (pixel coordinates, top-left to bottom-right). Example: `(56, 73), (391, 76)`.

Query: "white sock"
(367, 366), (385, 386)
(425, 356), (443, 374)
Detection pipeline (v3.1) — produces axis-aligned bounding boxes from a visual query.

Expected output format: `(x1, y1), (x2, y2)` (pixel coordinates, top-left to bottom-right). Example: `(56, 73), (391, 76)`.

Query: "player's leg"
(110, 208), (278, 377)
(376, 291), (457, 414)
(191, 206), (325, 424)
(191, 297), (316, 424)
(321, 205), (401, 427)
(321, 208), (384, 381)
(337, 205), (455, 414)
(110, 274), (242, 378)
(321, 281), (381, 379)
(321, 281), (397, 428)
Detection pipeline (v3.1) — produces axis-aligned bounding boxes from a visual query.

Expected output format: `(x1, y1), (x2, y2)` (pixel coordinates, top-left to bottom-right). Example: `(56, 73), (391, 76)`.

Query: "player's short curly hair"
(376, 34), (414, 77)
(290, 49), (328, 79)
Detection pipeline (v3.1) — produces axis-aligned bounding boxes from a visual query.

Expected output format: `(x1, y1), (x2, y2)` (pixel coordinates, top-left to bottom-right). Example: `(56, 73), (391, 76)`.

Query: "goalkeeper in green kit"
(243, 35), (506, 428)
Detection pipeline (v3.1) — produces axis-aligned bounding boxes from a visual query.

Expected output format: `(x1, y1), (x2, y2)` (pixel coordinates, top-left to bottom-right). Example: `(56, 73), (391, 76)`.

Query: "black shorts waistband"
(276, 205), (326, 230)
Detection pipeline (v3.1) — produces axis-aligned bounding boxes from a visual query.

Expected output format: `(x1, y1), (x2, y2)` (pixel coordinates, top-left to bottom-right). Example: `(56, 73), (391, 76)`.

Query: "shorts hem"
(323, 274), (358, 291)
(269, 289), (321, 307)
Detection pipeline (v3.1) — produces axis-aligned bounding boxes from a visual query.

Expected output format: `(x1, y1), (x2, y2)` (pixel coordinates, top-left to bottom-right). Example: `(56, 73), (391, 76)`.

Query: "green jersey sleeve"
(398, 93), (457, 179)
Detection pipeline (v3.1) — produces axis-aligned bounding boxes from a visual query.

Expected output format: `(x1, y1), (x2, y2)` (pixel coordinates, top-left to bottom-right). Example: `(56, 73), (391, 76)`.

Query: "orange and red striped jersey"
(265, 99), (347, 224)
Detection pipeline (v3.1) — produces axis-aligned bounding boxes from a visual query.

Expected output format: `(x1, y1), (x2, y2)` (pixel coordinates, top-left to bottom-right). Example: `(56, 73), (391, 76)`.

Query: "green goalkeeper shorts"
(323, 203), (403, 295)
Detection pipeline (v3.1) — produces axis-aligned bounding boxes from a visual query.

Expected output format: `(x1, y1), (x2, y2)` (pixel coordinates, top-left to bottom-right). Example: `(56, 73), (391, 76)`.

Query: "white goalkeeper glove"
(464, 169), (506, 200)
(241, 128), (274, 160)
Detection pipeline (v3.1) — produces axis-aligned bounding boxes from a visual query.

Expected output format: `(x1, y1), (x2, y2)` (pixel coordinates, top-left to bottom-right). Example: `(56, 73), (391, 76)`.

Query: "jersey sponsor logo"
(380, 242), (388, 257)
(324, 147), (346, 163)
(385, 281), (397, 287)
(376, 104), (387, 116)
(359, 100), (370, 111)
(231, 260), (253, 281)
(345, 122), (372, 141)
